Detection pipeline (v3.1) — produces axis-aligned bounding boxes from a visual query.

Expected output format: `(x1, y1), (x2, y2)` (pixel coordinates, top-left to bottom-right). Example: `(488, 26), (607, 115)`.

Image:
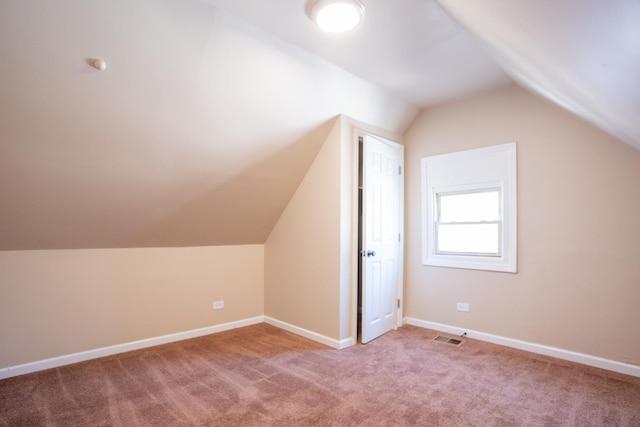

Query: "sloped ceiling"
(0, 0), (423, 250)
(436, 0), (640, 151)
(2, 0), (636, 251)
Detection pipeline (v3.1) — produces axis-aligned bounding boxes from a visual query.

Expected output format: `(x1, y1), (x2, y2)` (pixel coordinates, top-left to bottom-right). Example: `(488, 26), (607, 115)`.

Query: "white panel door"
(361, 134), (402, 344)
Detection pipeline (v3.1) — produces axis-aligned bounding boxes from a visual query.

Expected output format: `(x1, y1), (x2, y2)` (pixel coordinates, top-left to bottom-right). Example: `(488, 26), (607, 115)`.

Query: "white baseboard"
(404, 317), (640, 378)
(0, 316), (265, 380)
(16, 316), (631, 380)
(264, 316), (353, 349)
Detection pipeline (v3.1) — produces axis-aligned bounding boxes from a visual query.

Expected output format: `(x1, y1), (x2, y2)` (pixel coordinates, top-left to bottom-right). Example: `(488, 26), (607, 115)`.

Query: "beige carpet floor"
(1, 323), (639, 426)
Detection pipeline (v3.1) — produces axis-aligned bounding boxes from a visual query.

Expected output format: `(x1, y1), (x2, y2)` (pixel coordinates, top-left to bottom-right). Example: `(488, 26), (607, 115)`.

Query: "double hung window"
(422, 143), (517, 273)
(435, 188), (501, 256)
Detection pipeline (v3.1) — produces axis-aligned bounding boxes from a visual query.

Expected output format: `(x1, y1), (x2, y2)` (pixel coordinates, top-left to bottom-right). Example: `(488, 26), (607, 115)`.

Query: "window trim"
(421, 143), (517, 273)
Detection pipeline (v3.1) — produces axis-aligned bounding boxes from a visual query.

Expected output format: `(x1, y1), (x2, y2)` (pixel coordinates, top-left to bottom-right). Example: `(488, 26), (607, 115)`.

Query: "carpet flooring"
(1, 323), (639, 426)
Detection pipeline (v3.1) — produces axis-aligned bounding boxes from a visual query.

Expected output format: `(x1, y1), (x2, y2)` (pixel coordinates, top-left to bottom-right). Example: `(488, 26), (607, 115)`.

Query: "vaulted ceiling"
(438, 0), (640, 151)
(1, 0), (637, 250)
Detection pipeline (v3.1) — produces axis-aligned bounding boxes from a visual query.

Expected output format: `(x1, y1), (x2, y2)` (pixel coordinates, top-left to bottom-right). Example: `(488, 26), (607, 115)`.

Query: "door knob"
(366, 250), (376, 257)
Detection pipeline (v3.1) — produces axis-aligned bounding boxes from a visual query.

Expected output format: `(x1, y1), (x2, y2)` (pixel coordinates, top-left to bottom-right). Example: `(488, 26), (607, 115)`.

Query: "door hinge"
(397, 299), (401, 308)
(398, 166), (402, 175)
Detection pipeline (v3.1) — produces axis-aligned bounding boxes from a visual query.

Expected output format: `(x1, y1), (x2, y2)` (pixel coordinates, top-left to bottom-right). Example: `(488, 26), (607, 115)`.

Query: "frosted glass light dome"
(308, 0), (365, 33)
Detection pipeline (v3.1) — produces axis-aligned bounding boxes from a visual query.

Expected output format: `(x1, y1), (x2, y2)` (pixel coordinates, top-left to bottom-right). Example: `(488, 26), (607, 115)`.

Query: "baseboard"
(16, 316), (631, 380)
(404, 317), (640, 378)
(264, 316), (354, 349)
(0, 316), (265, 380)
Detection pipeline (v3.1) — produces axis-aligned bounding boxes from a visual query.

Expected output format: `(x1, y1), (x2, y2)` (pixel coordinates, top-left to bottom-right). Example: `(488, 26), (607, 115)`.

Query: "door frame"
(351, 129), (404, 343)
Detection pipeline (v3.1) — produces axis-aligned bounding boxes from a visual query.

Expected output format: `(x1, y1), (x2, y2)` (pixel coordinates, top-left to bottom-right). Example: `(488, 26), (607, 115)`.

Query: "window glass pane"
(437, 223), (500, 254)
(439, 190), (500, 222)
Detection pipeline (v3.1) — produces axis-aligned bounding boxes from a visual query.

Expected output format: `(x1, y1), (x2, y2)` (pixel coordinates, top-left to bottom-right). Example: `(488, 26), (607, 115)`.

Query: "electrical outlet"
(456, 302), (470, 312)
(213, 300), (224, 310)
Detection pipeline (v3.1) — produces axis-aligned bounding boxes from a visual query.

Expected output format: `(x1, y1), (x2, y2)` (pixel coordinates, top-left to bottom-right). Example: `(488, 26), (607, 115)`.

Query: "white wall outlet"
(213, 300), (224, 310)
(456, 302), (470, 312)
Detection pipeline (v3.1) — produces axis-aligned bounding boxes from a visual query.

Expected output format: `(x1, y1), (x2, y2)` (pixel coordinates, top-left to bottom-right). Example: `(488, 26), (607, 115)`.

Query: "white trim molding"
(404, 317), (640, 378)
(0, 316), (265, 380)
(265, 316), (354, 349)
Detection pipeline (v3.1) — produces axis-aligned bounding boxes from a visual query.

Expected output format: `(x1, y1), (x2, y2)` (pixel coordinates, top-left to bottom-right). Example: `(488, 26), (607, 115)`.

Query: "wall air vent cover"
(433, 335), (464, 346)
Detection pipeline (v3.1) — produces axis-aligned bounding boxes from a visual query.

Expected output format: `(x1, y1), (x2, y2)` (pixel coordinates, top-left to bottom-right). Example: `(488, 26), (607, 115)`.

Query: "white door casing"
(361, 134), (403, 344)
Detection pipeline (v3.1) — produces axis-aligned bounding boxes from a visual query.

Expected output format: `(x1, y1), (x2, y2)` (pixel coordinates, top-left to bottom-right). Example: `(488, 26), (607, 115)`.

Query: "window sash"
(435, 188), (502, 257)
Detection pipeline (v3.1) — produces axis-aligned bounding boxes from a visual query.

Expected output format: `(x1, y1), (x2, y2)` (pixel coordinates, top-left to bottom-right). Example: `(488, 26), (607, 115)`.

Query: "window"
(436, 188), (501, 256)
(422, 143), (517, 273)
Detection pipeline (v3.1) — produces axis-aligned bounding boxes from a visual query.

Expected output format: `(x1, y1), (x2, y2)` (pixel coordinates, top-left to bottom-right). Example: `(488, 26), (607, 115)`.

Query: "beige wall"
(264, 118), (345, 340)
(0, 245), (264, 367)
(0, 113), (399, 369)
(9, 83), (639, 371)
(404, 84), (640, 366)
(264, 115), (404, 344)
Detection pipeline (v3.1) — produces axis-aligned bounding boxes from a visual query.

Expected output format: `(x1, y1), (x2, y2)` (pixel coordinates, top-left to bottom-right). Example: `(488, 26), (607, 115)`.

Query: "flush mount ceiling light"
(307, 0), (365, 33)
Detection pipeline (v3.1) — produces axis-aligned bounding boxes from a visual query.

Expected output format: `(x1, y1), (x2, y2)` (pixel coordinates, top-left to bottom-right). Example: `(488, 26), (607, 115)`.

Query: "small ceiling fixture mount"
(87, 58), (107, 71)
(306, 0), (365, 33)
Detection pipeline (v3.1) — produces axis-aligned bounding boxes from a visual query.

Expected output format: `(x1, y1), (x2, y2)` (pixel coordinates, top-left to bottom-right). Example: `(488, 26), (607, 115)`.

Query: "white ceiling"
(437, 0), (640, 151)
(213, 0), (640, 150)
(0, 0), (637, 250)
(210, 0), (512, 107)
